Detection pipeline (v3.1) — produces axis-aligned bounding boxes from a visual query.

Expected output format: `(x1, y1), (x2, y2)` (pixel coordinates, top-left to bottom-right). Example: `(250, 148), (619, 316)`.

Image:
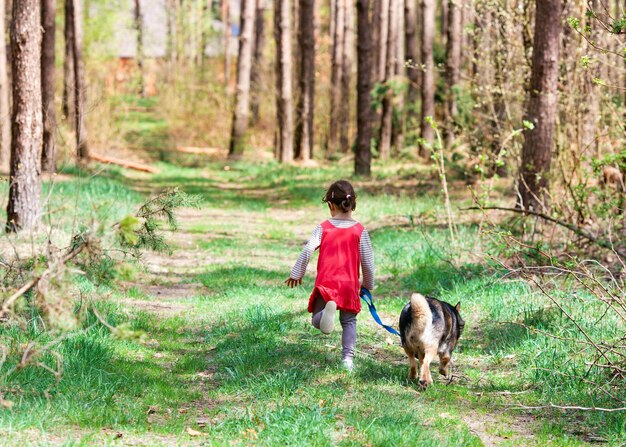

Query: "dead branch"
(507, 403), (626, 412)
(90, 153), (160, 173)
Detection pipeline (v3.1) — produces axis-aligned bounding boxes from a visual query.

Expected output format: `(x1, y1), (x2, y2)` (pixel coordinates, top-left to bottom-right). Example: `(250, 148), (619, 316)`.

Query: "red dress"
(307, 220), (364, 314)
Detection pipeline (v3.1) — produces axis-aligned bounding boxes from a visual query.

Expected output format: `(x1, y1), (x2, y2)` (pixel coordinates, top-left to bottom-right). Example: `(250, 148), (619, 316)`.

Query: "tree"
(221, 0), (231, 88)
(228, 0), (255, 159)
(134, 0), (145, 97)
(0, 0), (11, 170)
(6, 0), (42, 232)
(273, 0), (293, 162)
(250, 0), (266, 124)
(404, 0), (419, 126)
(519, 0), (562, 211)
(379, 0), (398, 160)
(355, 0), (373, 176)
(294, 0), (315, 161)
(41, 0), (56, 172)
(62, 0), (74, 123)
(419, 0), (435, 154)
(444, 0), (461, 148)
(68, 0), (88, 161)
(328, 0), (344, 153)
(338, 0), (353, 151)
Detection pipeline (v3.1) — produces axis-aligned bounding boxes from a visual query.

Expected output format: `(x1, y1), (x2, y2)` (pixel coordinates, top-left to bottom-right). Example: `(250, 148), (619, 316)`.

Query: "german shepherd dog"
(399, 293), (464, 389)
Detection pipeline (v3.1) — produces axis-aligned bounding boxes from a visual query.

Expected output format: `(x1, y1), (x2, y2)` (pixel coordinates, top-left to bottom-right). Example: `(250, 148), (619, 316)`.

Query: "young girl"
(286, 180), (374, 370)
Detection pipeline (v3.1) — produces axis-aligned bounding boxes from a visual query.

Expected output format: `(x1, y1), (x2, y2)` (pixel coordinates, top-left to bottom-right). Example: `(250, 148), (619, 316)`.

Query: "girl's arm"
(286, 225), (323, 286)
(360, 229), (375, 291)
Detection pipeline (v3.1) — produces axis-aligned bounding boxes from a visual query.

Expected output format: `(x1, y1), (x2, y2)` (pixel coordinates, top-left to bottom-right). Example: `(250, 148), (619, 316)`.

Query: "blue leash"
(359, 288), (400, 337)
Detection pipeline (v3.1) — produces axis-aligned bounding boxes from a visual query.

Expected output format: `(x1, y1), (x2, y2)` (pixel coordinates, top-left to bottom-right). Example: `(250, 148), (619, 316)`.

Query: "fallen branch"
(90, 153), (159, 174)
(507, 403), (626, 412)
(461, 206), (626, 258)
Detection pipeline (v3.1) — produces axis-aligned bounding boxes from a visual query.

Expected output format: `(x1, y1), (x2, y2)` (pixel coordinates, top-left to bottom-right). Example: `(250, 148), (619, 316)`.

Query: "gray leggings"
(311, 297), (357, 361)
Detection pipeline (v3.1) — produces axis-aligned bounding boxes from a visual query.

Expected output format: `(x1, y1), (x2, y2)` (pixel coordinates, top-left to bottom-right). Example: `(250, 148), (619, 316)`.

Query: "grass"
(0, 98), (624, 446)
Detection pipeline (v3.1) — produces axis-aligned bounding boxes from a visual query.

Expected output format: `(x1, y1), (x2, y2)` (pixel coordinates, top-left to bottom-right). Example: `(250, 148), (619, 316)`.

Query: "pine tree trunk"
(41, 0), (56, 172)
(371, 0), (381, 80)
(0, 0), (11, 171)
(62, 0), (74, 124)
(377, 0), (389, 81)
(273, 0), (293, 162)
(419, 0), (435, 155)
(294, 0), (315, 160)
(221, 0), (231, 88)
(581, 0), (599, 153)
(443, 0), (461, 148)
(519, 0), (562, 211)
(328, 0), (344, 153)
(355, 0), (372, 176)
(6, 0), (42, 232)
(379, 0), (397, 160)
(338, 0), (353, 152)
(391, 0), (404, 152)
(134, 0), (145, 97)
(250, 0), (265, 124)
(441, 0), (448, 46)
(405, 0), (418, 125)
(228, 0), (255, 159)
(70, 0), (88, 161)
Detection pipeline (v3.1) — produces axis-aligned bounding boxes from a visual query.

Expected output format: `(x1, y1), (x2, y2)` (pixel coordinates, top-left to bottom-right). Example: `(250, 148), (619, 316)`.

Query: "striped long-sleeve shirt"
(290, 219), (375, 291)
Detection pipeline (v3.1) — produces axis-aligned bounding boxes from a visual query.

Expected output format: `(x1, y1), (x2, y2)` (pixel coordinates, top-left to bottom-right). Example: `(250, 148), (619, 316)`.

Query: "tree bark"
(221, 0), (231, 88)
(355, 0), (372, 176)
(581, 0), (599, 153)
(70, 0), (88, 161)
(391, 0), (404, 151)
(328, 0), (344, 153)
(338, 0), (353, 152)
(134, 0), (145, 97)
(0, 0), (11, 170)
(62, 0), (74, 124)
(377, 0), (389, 81)
(443, 0), (461, 148)
(419, 0), (435, 155)
(294, 0), (315, 160)
(6, 0), (42, 232)
(41, 0), (56, 172)
(519, 0), (562, 211)
(250, 0), (265, 123)
(273, 0), (293, 162)
(228, 0), (255, 159)
(405, 0), (418, 125)
(379, 0), (397, 160)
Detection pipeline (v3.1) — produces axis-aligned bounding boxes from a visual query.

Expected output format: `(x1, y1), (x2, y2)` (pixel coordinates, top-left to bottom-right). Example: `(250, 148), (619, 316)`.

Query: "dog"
(399, 293), (464, 389)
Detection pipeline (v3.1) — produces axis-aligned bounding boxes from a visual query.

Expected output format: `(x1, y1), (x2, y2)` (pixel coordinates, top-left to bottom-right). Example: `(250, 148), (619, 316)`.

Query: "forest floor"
(0, 97), (623, 446)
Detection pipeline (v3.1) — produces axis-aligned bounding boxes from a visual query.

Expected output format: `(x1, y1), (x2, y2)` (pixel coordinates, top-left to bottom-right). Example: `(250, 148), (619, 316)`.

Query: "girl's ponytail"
(323, 180), (357, 213)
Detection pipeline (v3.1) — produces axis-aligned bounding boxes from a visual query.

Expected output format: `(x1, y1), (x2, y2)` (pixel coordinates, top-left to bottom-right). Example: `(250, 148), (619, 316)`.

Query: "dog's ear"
(455, 302), (461, 312)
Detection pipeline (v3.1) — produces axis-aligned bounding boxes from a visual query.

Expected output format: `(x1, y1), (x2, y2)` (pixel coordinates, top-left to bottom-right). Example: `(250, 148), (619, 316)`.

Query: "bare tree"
(355, 0), (373, 176)
(41, 0), (56, 172)
(328, 0), (344, 153)
(338, 0), (353, 151)
(0, 0), (11, 170)
(444, 0), (461, 148)
(581, 0), (599, 153)
(134, 0), (145, 97)
(228, 0), (255, 159)
(62, 0), (74, 123)
(294, 0), (315, 160)
(519, 0), (562, 210)
(250, 0), (266, 124)
(404, 0), (419, 126)
(6, 0), (42, 232)
(420, 0), (435, 154)
(69, 0), (88, 161)
(166, 0), (178, 70)
(274, 0), (293, 162)
(221, 0), (231, 88)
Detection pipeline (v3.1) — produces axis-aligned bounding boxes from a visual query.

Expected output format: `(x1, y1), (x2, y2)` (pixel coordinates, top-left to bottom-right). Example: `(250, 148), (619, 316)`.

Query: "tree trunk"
(379, 0), (397, 160)
(377, 0), (389, 81)
(0, 0), (10, 171)
(62, 0), (74, 124)
(228, 0), (255, 159)
(41, 0), (56, 172)
(338, 0), (353, 152)
(294, 0), (315, 160)
(221, 0), (231, 88)
(328, 0), (344, 153)
(443, 0), (461, 148)
(419, 0), (435, 155)
(6, 0), (42, 232)
(519, 0), (562, 211)
(134, 0), (145, 97)
(391, 0), (404, 152)
(70, 0), (88, 161)
(371, 0), (381, 80)
(441, 0), (447, 46)
(405, 0), (418, 126)
(250, 0), (265, 124)
(581, 0), (599, 153)
(273, 0), (293, 162)
(355, 0), (373, 176)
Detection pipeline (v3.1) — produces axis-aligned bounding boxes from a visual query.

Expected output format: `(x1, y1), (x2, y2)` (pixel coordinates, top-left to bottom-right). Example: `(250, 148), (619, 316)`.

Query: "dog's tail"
(410, 293), (431, 333)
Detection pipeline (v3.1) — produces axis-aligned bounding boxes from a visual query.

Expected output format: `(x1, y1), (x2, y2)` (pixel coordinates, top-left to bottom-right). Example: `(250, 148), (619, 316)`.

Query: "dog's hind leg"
(418, 347), (437, 389)
(404, 347), (418, 381)
(438, 353), (451, 378)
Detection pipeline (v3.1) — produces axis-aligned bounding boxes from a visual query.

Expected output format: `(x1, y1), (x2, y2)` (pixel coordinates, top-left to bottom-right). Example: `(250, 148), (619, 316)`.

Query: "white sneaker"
(319, 301), (337, 334)
(342, 358), (354, 371)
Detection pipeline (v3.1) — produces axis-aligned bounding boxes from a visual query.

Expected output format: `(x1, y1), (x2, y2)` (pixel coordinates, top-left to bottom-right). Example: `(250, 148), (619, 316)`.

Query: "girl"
(286, 180), (374, 370)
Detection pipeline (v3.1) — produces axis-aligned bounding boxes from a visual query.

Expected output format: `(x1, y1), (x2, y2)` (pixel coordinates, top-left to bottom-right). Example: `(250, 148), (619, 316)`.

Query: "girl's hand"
(285, 277), (302, 288)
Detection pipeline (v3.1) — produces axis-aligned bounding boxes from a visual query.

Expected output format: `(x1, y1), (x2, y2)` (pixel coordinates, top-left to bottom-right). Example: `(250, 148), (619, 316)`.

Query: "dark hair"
(322, 180), (357, 212)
